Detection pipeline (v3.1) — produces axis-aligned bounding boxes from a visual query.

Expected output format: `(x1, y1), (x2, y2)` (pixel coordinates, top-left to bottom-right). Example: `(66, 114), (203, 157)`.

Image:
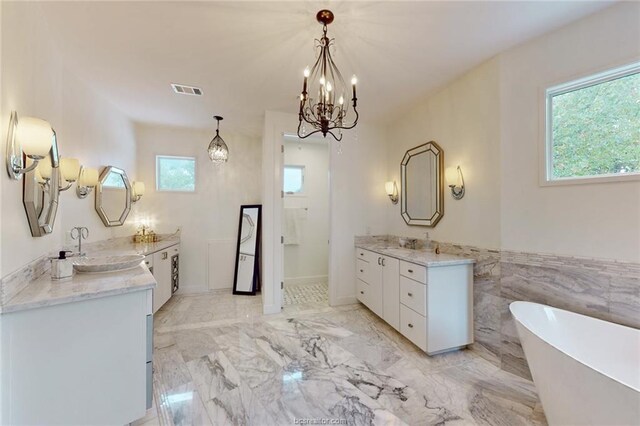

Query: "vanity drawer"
(357, 278), (383, 318)
(400, 276), (426, 316)
(400, 260), (426, 284)
(356, 259), (379, 285)
(356, 248), (378, 264)
(356, 279), (369, 305)
(400, 304), (427, 351)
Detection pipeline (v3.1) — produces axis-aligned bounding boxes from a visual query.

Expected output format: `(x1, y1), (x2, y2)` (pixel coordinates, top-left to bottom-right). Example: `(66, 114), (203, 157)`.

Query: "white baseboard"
(174, 285), (209, 295)
(331, 295), (358, 306)
(262, 303), (281, 315)
(284, 275), (328, 286)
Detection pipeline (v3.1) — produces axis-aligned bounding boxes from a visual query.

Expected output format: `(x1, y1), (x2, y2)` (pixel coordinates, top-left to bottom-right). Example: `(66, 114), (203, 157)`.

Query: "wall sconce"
(131, 181), (145, 203)
(385, 181), (399, 204)
(6, 111), (54, 180)
(76, 167), (99, 199)
(58, 157), (81, 191)
(446, 166), (465, 200)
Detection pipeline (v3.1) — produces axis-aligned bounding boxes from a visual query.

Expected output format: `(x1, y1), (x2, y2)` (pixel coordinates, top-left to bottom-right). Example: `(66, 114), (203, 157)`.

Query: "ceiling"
(38, 1), (614, 136)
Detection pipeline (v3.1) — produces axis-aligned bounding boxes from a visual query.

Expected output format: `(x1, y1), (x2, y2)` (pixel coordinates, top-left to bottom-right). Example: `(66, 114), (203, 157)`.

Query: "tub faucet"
(71, 227), (89, 257)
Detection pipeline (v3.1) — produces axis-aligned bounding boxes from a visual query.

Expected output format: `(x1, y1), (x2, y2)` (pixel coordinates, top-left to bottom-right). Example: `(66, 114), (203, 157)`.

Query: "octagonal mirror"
(95, 166), (131, 227)
(400, 141), (444, 227)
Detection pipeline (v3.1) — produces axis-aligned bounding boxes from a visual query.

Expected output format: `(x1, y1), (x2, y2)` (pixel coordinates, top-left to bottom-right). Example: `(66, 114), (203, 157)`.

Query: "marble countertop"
(356, 242), (475, 267)
(0, 264), (155, 314)
(0, 237), (180, 314)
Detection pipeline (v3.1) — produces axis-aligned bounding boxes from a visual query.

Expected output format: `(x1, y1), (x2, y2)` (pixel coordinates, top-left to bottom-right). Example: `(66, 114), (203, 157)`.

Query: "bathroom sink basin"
(73, 254), (145, 273)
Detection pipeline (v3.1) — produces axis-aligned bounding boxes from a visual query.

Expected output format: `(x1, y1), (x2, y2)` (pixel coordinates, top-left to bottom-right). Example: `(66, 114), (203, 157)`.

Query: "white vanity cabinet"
(356, 249), (400, 327)
(151, 244), (180, 313)
(0, 289), (153, 425)
(356, 248), (473, 355)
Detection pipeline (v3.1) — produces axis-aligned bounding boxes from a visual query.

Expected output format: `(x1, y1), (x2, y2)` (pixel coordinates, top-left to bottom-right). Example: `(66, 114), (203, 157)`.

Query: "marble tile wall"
(441, 244), (639, 380)
(355, 236), (639, 380)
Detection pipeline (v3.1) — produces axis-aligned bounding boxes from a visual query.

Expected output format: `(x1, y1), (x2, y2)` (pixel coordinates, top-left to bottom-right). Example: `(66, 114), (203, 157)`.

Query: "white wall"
(499, 2), (640, 262)
(385, 2), (640, 262)
(261, 111), (388, 313)
(134, 123), (262, 293)
(386, 58), (502, 250)
(1, 2), (137, 277)
(283, 137), (329, 284)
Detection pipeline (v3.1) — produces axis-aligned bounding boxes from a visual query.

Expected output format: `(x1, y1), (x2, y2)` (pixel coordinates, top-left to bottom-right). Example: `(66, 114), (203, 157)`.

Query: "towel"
(283, 208), (304, 245)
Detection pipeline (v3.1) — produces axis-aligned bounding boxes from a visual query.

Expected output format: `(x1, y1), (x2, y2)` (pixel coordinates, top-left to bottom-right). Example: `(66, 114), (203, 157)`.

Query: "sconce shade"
(60, 158), (81, 182)
(385, 181), (396, 196)
(78, 167), (99, 187)
(34, 167), (45, 183)
(445, 167), (460, 186)
(37, 157), (53, 179)
(132, 181), (145, 197)
(15, 117), (53, 158)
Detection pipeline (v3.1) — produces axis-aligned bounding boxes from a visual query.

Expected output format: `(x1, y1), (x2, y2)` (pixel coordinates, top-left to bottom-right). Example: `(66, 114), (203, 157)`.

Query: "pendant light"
(208, 115), (228, 164)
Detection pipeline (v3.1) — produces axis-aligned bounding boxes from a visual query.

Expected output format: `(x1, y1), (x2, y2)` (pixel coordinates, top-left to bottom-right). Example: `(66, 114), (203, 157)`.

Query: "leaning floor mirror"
(233, 204), (262, 295)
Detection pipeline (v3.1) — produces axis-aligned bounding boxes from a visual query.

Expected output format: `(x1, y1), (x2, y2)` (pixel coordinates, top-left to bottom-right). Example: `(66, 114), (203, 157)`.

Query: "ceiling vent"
(171, 83), (203, 96)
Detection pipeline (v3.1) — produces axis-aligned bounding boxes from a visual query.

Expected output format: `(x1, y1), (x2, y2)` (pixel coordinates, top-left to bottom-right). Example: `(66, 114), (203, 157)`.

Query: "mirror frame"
(23, 132), (60, 237)
(232, 204), (262, 296)
(95, 166), (132, 227)
(400, 141), (444, 227)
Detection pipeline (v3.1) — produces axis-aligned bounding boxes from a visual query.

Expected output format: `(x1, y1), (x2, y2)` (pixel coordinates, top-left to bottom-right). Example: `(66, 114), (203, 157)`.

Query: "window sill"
(540, 173), (640, 187)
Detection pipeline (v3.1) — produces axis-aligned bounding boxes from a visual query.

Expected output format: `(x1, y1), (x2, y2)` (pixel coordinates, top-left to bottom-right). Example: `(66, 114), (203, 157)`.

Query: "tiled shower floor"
(137, 291), (546, 425)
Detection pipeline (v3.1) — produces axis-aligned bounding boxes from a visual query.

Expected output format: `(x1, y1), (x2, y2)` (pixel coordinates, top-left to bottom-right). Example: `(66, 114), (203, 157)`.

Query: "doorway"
(281, 135), (330, 312)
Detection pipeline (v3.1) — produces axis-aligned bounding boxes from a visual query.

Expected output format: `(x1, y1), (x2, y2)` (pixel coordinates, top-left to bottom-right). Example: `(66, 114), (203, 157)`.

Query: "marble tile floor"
(283, 282), (329, 307)
(142, 291), (546, 426)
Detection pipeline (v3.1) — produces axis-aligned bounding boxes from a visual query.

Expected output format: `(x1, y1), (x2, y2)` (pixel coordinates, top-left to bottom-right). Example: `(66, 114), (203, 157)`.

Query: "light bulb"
(338, 96), (344, 105)
(319, 76), (326, 85)
(326, 82), (332, 92)
(351, 75), (358, 85)
(303, 67), (310, 78)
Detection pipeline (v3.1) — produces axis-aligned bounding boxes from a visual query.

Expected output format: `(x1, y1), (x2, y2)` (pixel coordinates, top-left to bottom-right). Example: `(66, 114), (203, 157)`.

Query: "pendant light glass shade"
(208, 116), (228, 164)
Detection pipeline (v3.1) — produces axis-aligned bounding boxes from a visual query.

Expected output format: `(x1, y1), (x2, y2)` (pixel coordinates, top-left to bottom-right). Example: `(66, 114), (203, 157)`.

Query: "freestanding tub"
(510, 301), (640, 426)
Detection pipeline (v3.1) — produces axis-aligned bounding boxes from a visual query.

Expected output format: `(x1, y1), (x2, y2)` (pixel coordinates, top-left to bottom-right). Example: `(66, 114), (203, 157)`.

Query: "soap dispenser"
(51, 251), (74, 280)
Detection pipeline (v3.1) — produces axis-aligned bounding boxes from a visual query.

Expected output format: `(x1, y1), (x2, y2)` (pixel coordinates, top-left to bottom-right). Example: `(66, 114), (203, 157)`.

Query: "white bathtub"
(510, 301), (640, 426)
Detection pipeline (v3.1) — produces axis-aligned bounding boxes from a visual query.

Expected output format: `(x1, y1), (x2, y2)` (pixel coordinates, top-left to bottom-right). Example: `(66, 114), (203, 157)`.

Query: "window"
(156, 155), (196, 192)
(544, 62), (640, 184)
(283, 165), (305, 195)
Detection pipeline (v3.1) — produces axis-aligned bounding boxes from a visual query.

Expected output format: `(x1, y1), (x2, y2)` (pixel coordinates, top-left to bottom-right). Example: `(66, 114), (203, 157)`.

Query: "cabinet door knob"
(360, 291), (364, 294)
(408, 292), (413, 297)
(408, 269), (413, 273)
(381, 258), (385, 267)
(360, 252), (364, 256)
(162, 252), (168, 260)
(360, 269), (363, 273)
(408, 323), (414, 328)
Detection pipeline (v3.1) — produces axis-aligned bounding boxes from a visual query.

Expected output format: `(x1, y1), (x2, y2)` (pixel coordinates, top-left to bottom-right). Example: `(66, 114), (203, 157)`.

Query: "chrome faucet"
(71, 227), (89, 257)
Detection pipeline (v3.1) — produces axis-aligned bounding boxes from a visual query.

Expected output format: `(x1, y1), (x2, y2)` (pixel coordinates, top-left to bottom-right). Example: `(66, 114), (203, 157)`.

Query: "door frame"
(261, 112), (336, 314)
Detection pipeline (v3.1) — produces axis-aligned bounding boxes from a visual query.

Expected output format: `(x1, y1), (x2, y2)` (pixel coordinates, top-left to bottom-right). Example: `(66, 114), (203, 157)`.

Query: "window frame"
(541, 60), (640, 186)
(155, 155), (197, 193)
(283, 164), (306, 196)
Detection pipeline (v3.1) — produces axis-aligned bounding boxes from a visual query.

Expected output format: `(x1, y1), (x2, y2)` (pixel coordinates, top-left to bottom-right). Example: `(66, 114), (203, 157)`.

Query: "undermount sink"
(73, 255), (145, 273)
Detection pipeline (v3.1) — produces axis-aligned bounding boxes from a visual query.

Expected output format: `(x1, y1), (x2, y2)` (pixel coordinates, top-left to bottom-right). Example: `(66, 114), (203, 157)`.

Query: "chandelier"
(298, 10), (358, 141)
(208, 115), (228, 164)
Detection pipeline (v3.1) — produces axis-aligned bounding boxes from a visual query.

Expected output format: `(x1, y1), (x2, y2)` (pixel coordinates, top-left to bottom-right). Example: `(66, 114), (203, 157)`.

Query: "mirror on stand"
(232, 204), (262, 295)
